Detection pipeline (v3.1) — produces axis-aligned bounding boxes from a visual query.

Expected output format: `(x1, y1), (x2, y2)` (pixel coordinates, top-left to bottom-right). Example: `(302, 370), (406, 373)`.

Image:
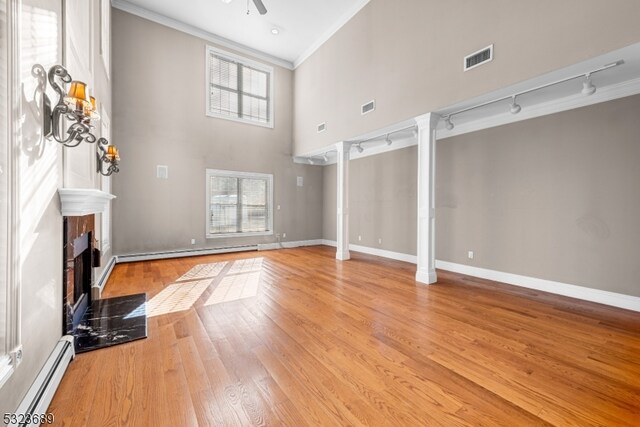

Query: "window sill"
(205, 111), (274, 129)
(206, 230), (273, 239)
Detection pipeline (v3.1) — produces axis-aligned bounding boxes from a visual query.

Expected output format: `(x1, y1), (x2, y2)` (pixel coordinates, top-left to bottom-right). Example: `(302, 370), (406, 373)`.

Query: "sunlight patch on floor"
(205, 271), (261, 306)
(177, 261), (228, 282)
(143, 257), (265, 316)
(147, 279), (212, 317)
(227, 257), (264, 275)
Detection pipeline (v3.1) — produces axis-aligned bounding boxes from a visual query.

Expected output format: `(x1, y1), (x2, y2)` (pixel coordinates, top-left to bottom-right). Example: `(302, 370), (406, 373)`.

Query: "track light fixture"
(385, 134), (392, 146)
(308, 158), (315, 165)
(356, 143), (364, 153)
(444, 116), (454, 130)
(510, 96), (522, 114)
(581, 73), (596, 96)
(441, 60), (622, 131)
(322, 153), (329, 162)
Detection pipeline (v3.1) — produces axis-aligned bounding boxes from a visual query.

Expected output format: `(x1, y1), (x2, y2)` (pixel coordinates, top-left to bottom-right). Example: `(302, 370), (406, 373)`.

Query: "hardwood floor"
(48, 246), (640, 426)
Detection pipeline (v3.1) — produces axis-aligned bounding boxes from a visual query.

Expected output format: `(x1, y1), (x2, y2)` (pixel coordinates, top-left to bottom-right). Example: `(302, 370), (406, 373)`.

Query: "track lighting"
(308, 158), (314, 165)
(439, 60), (622, 129)
(322, 153), (328, 162)
(582, 74), (596, 96)
(356, 143), (364, 153)
(445, 116), (454, 130)
(509, 96), (521, 114)
(385, 134), (392, 146)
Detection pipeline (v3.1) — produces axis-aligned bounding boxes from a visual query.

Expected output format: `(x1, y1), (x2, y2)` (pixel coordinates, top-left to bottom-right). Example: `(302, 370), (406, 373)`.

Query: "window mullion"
(236, 178), (243, 233)
(237, 63), (243, 118)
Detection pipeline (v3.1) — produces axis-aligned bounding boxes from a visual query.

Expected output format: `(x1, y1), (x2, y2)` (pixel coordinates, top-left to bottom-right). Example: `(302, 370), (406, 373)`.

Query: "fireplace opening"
(69, 232), (93, 332)
(71, 232), (92, 329)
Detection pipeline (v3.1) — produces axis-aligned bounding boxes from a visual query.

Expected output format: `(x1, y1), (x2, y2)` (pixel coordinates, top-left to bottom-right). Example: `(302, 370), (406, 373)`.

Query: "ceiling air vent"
(317, 122), (326, 133)
(464, 44), (493, 71)
(361, 100), (375, 115)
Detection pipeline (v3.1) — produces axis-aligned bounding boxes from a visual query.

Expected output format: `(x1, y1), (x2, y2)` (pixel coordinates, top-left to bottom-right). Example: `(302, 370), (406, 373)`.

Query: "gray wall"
(322, 147), (417, 254)
(294, 0), (640, 155)
(323, 94), (640, 297)
(111, 10), (323, 255)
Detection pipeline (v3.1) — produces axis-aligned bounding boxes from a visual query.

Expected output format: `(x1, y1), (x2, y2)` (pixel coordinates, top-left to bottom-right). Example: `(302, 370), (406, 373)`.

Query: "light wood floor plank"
(48, 246), (640, 426)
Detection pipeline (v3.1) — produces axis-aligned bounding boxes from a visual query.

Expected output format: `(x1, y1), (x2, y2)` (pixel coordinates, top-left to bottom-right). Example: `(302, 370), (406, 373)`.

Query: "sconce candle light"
(39, 63), (120, 175)
(97, 139), (120, 176)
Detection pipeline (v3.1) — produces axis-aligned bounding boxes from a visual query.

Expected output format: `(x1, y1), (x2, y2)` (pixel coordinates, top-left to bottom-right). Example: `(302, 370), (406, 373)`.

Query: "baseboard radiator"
(10, 336), (75, 427)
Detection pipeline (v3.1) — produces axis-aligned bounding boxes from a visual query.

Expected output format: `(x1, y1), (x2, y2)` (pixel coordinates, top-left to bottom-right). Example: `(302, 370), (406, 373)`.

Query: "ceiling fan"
(221, 0), (268, 15)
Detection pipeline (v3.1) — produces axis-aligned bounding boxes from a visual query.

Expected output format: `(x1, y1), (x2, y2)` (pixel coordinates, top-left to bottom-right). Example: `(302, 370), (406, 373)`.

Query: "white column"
(415, 113), (438, 284)
(336, 141), (350, 261)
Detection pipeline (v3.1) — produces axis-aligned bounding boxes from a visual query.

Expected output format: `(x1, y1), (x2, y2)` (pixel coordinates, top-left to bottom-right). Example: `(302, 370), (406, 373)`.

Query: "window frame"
(205, 45), (275, 128)
(205, 169), (274, 239)
(0, 0), (21, 390)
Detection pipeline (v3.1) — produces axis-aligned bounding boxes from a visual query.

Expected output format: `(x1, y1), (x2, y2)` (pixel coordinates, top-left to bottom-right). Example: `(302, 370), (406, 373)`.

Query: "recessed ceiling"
(113, 0), (369, 68)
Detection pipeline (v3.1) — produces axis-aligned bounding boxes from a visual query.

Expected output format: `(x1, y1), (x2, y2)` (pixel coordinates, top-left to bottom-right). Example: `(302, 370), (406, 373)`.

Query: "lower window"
(206, 169), (273, 238)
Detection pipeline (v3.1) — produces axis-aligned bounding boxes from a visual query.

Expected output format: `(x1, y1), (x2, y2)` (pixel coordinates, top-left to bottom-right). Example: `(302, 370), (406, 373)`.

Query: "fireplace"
(63, 215), (97, 335)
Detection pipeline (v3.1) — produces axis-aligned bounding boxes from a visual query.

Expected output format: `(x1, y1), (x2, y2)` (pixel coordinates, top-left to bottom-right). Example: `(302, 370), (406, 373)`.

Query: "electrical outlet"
(296, 176), (304, 187)
(282, 233), (286, 238)
(156, 165), (169, 179)
(277, 204), (281, 210)
(191, 239), (196, 245)
(378, 238), (382, 244)
(358, 235), (362, 241)
(468, 250), (474, 259)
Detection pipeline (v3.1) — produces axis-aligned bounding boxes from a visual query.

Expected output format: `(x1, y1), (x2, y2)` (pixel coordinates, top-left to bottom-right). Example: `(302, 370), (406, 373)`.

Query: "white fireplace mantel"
(58, 188), (116, 217)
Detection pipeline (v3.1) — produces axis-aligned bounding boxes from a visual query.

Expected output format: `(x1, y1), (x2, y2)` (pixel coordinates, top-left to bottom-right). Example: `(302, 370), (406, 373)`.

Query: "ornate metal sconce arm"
(96, 138), (120, 176)
(37, 63), (120, 175)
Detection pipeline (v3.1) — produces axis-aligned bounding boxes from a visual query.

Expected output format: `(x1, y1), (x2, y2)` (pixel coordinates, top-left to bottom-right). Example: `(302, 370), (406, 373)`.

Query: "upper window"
(206, 169), (273, 238)
(206, 46), (274, 128)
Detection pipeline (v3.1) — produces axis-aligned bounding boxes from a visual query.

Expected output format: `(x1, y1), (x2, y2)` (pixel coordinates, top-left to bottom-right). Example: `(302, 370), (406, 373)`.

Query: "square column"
(335, 141), (350, 260)
(415, 113), (438, 284)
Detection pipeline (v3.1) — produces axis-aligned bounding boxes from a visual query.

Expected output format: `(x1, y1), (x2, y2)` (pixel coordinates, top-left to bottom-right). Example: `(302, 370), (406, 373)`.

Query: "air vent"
(361, 100), (375, 115)
(317, 122), (326, 133)
(464, 44), (493, 71)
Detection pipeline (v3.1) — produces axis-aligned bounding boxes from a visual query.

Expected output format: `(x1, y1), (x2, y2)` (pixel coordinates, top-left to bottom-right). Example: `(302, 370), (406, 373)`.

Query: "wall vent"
(361, 100), (375, 115)
(464, 44), (493, 71)
(317, 122), (326, 133)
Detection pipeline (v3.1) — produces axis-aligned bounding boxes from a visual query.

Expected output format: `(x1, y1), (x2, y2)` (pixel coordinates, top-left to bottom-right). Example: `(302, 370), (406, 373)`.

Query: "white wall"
(0, 0), (112, 413)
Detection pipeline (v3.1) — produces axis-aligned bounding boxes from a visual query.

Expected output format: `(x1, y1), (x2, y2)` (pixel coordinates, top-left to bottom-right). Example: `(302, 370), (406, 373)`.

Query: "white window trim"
(99, 0), (110, 79)
(205, 45), (275, 129)
(205, 169), (274, 239)
(100, 104), (111, 253)
(1, 0), (23, 390)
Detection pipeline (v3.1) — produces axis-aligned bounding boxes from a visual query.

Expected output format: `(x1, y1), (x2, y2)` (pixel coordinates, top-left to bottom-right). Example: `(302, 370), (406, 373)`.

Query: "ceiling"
(114, 0), (369, 68)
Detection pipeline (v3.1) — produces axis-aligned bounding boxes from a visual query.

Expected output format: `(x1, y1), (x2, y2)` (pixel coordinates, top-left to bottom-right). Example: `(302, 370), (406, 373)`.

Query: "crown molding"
(293, 0), (370, 69)
(111, 0), (294, 70)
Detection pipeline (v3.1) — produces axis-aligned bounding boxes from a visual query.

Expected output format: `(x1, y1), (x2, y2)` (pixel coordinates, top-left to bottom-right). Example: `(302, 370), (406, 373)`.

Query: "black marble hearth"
(74, 293), (148, 353)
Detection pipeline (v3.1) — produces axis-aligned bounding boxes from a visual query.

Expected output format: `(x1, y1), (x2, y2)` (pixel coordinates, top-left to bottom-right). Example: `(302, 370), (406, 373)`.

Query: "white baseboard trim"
(435, 260), (640, 312)
(349, 243), (417, 264)
(319, 240), (640, 312)
(92, 256), (117, 299)
(258, 239), (324, 251)
(320, 240), (417, 264)
(416, 269), (437, 285)
(116, 245), (257, 263)
(11, 337), (75, 426)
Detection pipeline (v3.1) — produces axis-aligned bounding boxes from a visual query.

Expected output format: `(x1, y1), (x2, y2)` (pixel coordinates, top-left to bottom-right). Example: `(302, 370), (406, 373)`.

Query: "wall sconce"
(96, 139), (120, 176)
(42, 65), (100, 147)
(39, 63), (120, 175)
